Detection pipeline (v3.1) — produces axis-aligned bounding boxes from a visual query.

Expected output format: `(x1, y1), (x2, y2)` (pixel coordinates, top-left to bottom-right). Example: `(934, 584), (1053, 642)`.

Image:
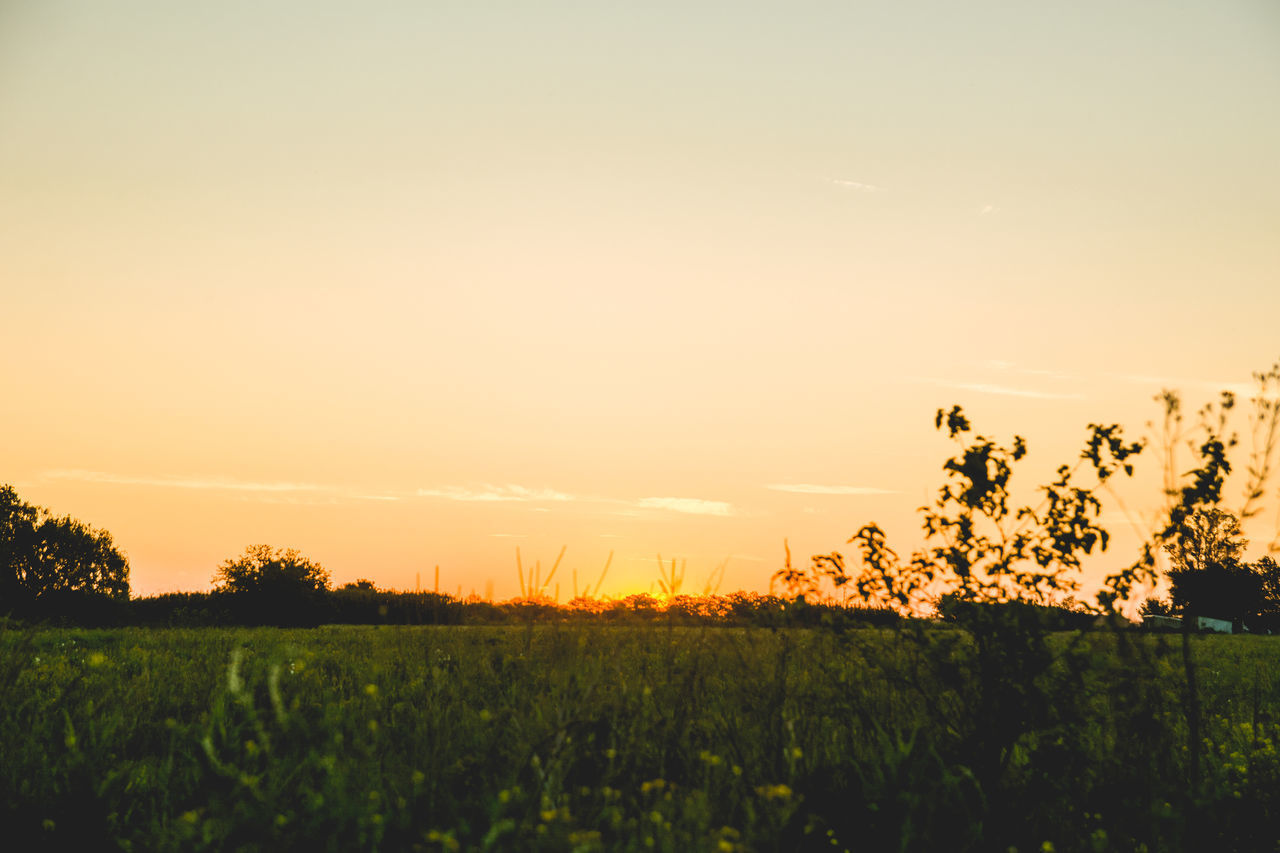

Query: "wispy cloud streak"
(416, 484), (574, 503)
(636, 497), (734, 517)
(828, 177), (883, 192)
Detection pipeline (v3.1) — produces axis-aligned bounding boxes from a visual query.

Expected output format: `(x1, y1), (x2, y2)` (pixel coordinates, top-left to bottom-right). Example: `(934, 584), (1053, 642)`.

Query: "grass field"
(3, 622), (1280, 851)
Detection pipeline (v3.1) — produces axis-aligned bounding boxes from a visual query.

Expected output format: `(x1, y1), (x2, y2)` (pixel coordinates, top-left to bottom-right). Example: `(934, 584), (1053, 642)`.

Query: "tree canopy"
(0, 484), (130, 609)
(1165, 509), (1250, 619)
(213, 545), (330, 597)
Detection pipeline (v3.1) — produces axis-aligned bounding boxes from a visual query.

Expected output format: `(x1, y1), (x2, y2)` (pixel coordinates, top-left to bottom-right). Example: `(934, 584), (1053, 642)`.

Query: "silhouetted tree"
(213, 545), (329, 625)
(0, 485), (40, 605)
(1165, 509), (1250, 619)
(340, 578), (378, 592)
(1253, 556), (1280, 622)
(1140, 597), (1173, 617)
(0, 484), (129, 613)
(214, 545), (330, 596)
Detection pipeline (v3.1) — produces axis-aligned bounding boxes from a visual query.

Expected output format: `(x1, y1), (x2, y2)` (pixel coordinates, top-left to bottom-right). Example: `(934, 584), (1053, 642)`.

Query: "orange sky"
(3, 1), (1278, 601)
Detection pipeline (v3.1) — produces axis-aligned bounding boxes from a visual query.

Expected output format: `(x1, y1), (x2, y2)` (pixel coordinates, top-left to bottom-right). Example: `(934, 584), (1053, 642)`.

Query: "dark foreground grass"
(2, 623), (1280, 852)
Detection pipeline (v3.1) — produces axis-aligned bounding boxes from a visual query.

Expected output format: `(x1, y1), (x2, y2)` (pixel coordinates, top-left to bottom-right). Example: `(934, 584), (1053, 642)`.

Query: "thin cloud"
(828, 177), (884, 192)
(927, 380), (1085, 401)
(767, 483), (897, 496)
(44, 469), (325, 493)
(637, 497), (734, 517)
(416, 484), (574, 503)
(488, 533), (528, 538)
(976, 204), (998, 215)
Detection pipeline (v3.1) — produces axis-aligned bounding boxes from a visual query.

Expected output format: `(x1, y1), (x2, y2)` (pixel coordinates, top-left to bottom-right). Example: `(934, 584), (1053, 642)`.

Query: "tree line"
(4, 359), (1278, 629)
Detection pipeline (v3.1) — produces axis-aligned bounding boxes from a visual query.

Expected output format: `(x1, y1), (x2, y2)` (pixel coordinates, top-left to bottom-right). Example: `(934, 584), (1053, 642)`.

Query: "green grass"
(3, 624), (1280, 851)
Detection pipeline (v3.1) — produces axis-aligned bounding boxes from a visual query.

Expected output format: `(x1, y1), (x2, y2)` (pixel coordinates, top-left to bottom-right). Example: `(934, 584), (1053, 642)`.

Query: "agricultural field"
(3, 623), (1280, 852)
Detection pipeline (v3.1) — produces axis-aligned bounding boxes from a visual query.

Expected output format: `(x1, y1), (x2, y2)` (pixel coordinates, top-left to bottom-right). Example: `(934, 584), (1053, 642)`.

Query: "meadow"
(4, 621), (1280, 852)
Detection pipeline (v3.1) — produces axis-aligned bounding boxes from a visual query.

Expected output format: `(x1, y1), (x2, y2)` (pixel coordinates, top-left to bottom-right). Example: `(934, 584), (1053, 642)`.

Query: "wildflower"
(87, 652), (106, 667)
(412, 770), (426, 786)
(756, 784), (793, 800)
(425, 830), (461, 852)
(605, 748), (617, 760)
(364, 683), (378, 698)
(478, 709), (492, 722)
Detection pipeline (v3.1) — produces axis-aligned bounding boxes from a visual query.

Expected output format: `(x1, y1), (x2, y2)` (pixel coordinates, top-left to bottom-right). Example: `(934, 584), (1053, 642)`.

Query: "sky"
(3, 1), (1279, 601)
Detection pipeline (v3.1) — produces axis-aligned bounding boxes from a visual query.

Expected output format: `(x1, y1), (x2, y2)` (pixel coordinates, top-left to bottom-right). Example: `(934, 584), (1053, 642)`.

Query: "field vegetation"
(5, 622), (1280, 852)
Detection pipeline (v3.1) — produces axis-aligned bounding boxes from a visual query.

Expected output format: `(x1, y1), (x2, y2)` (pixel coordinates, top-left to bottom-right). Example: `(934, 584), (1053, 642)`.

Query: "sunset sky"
(3, 1), (1278, 600)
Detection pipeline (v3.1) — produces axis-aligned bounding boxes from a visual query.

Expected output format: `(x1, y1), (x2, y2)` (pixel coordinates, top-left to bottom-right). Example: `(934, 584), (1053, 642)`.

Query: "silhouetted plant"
(1166, 508), (1252, 619)
(213, 545), (330, 625)
(778, 406), (1142, 614)
(0, 484), (129, 616)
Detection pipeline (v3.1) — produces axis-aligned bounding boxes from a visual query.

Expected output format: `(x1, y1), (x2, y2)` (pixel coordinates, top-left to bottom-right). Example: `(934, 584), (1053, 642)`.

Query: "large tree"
(0, 484), (130, 607)
(1165, 508), (1254, 620)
